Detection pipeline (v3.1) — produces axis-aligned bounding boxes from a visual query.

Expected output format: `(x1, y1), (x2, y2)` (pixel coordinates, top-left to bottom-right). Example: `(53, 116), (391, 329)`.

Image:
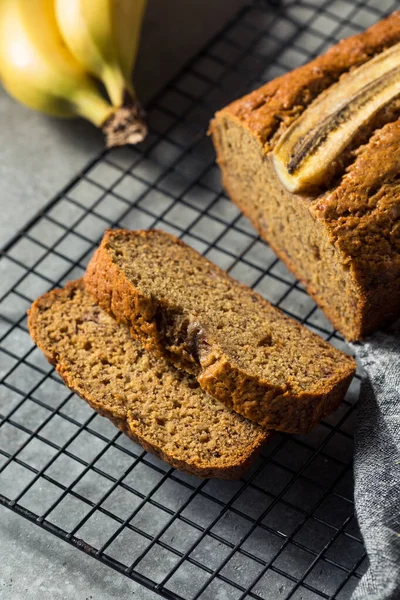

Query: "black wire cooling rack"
(1, 0), (396, 598)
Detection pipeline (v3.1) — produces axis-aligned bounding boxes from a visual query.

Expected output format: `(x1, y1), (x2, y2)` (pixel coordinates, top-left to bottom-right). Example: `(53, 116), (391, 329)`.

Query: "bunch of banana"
(0, 0), (147, 147)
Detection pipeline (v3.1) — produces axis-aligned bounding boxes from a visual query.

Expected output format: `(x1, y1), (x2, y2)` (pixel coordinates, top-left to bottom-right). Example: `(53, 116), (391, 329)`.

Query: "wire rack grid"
(0, 0), (396, 598)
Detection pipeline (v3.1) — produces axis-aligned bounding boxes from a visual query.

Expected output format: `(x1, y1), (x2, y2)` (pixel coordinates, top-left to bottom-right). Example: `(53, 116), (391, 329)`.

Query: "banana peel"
(273, 41), (400, 192)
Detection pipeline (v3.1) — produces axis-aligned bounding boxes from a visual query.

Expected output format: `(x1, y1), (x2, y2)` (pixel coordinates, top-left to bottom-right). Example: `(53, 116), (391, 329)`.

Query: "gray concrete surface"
(0, 0), (246, 250)
(0, 505), (159, 600)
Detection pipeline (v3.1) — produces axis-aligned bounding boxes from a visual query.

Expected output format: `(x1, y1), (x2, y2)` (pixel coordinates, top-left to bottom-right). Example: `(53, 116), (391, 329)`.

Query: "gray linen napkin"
(350, 323), (400, 600)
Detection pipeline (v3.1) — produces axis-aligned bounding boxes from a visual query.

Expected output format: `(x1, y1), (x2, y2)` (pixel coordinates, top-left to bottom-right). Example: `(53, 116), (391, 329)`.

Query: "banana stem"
(103, 92), (147, 147)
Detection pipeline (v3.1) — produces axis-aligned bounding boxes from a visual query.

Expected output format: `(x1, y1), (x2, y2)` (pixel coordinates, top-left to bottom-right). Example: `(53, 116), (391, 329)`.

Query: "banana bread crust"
(210, 12), (400, 340)
(84, 229), (355, 434)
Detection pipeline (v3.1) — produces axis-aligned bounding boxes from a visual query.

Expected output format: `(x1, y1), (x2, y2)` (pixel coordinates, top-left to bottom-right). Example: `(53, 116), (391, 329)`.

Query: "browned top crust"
(215, 12), (400, 292)
(312, 120), (400, 289)
(220, 12), (400, 151)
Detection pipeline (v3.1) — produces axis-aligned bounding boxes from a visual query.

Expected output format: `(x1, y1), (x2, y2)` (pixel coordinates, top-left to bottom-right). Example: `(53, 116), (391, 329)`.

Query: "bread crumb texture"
(28, 280), (268, 479)
(85, 230), (355, 433)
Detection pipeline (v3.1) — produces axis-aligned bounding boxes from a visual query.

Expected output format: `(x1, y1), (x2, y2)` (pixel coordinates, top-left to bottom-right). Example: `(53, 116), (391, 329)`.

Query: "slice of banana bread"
(210, 12), (400, 341)
(28, 279), (268, 479)
(84, 229), (355, 433)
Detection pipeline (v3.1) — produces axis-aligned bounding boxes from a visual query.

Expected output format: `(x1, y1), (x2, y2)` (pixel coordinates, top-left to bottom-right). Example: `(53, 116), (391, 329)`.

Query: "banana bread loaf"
(210, 12), (400, 341)
(84, 229), (355, 433)
(28, 280), (268, 479)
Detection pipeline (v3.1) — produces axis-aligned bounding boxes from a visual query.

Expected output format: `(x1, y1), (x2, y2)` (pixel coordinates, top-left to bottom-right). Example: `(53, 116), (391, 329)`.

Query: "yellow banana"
(55, 0), (146, 109)
(0, 0), (146, 146)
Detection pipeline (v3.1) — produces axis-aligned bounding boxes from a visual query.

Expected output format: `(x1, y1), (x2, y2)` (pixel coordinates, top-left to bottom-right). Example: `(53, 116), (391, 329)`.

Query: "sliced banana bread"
(210, 12), (400, 341)
(84, 229), (356, 433)
(28, 279), (268, 479)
